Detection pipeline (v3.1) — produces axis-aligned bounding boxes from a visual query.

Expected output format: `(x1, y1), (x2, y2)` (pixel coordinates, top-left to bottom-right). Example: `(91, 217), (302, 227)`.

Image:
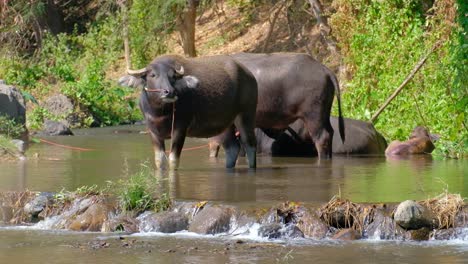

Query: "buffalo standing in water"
(124, 55), (258, 170)
(210, 117), (386, 157)
(211, 52), (345, 159)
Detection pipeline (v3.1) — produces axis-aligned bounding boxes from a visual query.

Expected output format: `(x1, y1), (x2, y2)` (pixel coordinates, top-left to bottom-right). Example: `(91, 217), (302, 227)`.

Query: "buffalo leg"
(208, 140), (221, 158)
(234, 114), (257, 169)
(168, 128), (187, 170)
(208, 134), (226, 158)
(148, 130), (168, 170)
(303, 117), (333, 159)
(220, 126), (240, 168)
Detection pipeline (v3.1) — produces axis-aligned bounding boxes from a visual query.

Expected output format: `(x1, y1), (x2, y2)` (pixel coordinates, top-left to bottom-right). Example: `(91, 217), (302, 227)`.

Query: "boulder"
(188, 206), (233, 235)
(173, 201), (205, 222)
(454, 205), (468, 228)
(42, 94), (92, 128)
(0, 84), (26, 124)
(394, 200), (435, 230)
(258, 223), (282, 239)
(43, 94), (74, 117)
(282, 224), (304, 238)
(430, 228), (467, 240)
(10, 139), (27, 154)
(137, 211), (189, 233)
(408, 227), (431, 241)
(365, 208), (408, 240)
(257, 223), (304, 239)
(41, 120), (73, 136)
(295, 210), (329, 239)
(332, 228), (362, 240)
(23, 192), (54, 219)
(67, 203), (114, 232)
(102, 214), (139, 233)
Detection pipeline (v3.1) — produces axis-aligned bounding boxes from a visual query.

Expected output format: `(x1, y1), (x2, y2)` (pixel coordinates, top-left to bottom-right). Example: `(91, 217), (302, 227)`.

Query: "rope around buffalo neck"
(143, 86), (177, 157)
(170, 102), (176, 154)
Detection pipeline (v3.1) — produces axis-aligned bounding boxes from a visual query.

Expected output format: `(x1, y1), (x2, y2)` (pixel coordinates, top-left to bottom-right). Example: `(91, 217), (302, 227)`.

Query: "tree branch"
(370, 42), (441, 123)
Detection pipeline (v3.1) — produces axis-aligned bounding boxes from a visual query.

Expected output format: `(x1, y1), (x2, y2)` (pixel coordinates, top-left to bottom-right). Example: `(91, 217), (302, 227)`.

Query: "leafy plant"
(26, 107), (53, 131)
(0, 115), (25, 139)
(112, 163), (171, 213)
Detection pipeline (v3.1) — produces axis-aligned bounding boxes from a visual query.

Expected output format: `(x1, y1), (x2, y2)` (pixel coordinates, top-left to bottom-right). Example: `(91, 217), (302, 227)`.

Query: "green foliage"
(128, 0), (185, 67)
(112, 163), (171, 213)
(0, 115), (25, 139)
(26, 107), (53, 131)
(0, 135), (23, 158)
(74, 184), (101, 196)
(330, 0), (467, 157)
(1, 14), (141, 128)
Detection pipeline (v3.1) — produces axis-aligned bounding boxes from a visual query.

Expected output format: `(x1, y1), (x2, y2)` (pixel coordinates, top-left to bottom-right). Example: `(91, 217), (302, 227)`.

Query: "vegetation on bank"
(0, 0), (465, 157)
(0, 115), (26, 158)
(330, 0), (467, 158)
(54, 162), (171, 214)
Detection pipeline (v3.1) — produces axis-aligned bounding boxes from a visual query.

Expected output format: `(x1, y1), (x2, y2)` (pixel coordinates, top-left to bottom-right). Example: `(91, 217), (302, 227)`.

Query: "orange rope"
(38, 138), (96, 151)
(176, 144), (209, 152)
(39, 137), (208, 153)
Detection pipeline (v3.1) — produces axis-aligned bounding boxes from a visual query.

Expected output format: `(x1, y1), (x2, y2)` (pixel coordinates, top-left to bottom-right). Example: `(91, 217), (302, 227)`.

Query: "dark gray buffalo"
(121, 54), (258, 170)
(210, 117), (386, 157)
(211, 52), (344, 159)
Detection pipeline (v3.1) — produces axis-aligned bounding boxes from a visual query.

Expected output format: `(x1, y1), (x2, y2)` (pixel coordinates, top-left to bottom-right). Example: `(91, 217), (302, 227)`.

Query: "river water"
(0, 125), (467, 263)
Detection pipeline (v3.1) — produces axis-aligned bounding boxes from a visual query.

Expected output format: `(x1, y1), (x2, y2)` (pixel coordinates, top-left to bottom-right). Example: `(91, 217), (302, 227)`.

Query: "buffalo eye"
(148, 71), (157, 78)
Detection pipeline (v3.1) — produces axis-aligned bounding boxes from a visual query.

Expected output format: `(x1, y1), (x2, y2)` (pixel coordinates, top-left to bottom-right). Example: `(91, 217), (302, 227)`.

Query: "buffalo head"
(125, 57), (199, 103)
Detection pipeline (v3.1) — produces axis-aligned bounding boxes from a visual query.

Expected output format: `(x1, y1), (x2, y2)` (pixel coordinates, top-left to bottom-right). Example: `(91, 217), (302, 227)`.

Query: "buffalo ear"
(182, 75), (199, 89)
(118, 75), (146, 89)
(174, 63), (185, 77)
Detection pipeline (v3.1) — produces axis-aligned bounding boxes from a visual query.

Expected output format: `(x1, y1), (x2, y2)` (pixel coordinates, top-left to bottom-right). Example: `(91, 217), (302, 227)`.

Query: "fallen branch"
(370, 42), (441, 123)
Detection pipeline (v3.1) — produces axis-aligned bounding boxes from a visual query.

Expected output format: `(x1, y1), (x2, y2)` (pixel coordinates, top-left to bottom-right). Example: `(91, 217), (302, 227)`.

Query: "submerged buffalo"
(122, 54), (258, 169)
(211, 52), (344, 159)
(385, 126), (438, 156)
(210, 117), (386, 157)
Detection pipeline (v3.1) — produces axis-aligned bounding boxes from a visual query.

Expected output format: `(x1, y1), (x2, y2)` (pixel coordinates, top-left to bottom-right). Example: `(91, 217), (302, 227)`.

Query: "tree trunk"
(177, 0), (199, 57)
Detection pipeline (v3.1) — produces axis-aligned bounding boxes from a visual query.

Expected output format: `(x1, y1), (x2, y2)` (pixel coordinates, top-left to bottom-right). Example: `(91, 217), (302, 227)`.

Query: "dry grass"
(0, 191), (36, 224)
(319, 196), (369, 232)
(421, 192), (465, 229)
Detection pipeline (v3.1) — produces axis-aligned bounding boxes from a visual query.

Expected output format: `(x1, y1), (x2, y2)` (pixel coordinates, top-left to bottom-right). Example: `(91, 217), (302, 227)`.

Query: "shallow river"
(0, 125), (467, 263)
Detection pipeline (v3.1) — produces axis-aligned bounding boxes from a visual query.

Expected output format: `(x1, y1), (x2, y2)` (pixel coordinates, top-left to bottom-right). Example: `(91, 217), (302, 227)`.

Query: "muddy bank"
(0, 191), (466, 242)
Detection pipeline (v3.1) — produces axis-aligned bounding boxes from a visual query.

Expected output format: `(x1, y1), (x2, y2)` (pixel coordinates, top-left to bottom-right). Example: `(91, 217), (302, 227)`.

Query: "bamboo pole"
(370, 42), (440, 123)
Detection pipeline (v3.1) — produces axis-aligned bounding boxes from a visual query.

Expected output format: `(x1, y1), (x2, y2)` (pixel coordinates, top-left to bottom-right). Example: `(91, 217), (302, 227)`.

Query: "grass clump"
(111, 163), (171, 214)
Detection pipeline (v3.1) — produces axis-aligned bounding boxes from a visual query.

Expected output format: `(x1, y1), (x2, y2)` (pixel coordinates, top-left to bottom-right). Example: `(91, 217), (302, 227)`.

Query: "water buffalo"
(123, 54), (258, 169)
(209, 117), (386, 157)
(211, 52), (344, 159)
(385, 126), (438, 156)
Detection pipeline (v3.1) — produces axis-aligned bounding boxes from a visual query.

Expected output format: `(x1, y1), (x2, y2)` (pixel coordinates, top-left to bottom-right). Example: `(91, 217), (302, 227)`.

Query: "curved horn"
(175, 65), (184, 75)
(127, 67), (148, 76)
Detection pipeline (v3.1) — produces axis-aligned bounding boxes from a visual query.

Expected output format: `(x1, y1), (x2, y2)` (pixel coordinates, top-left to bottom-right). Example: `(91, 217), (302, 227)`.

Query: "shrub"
(0, 115), (25, 139)
(113, 163), (171, 213)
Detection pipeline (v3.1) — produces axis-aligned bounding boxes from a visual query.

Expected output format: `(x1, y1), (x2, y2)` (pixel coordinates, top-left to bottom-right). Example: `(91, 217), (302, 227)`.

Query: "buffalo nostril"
(163, 89), (170, 95)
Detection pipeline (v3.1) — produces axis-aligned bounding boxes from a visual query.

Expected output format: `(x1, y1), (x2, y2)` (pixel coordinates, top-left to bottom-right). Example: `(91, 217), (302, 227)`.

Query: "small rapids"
(2, 192), (467, 245)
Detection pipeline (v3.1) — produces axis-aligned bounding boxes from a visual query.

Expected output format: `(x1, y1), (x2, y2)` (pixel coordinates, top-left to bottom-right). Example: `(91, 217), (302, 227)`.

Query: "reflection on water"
(0, 125), (467, 263)
(0, 125), (467, 205)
